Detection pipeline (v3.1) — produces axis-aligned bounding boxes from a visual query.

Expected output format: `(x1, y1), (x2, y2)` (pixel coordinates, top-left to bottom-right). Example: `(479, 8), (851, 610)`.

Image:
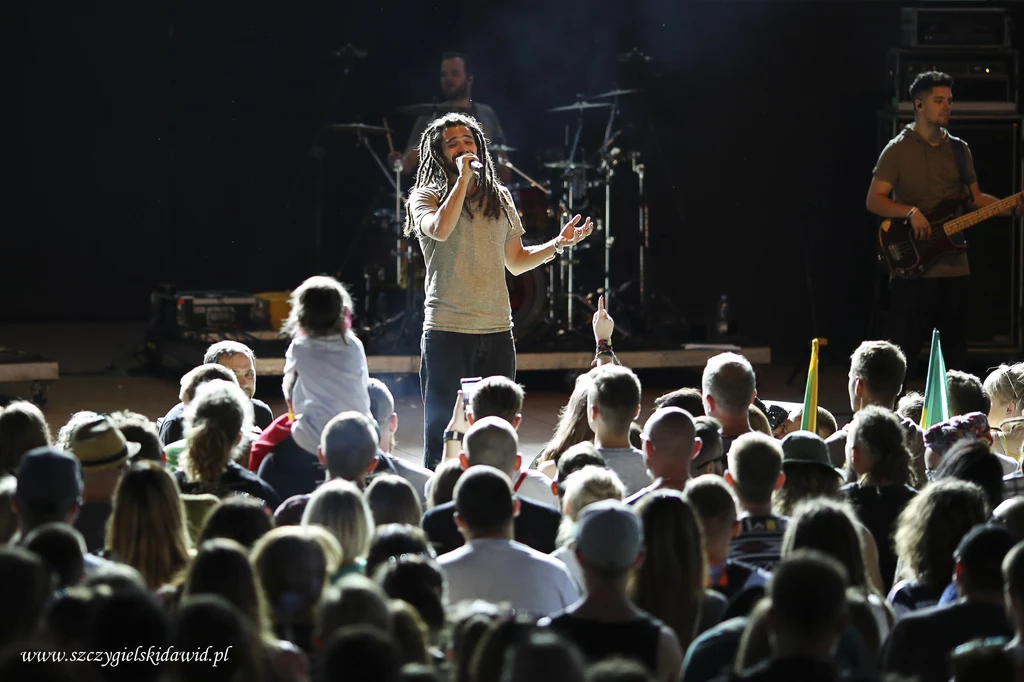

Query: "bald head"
(642, 408), (699, 480)
(320, 411), (379, 481)
(994, 497), (1024, 543)
(462, 417), (519, 477)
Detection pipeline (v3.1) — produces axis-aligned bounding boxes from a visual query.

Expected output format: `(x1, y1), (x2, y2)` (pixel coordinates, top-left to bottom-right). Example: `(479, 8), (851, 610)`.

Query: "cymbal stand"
(563, 107), (586, 327)
(392, 161), (405, 289)
(632, 151), (650, 321)
(499, 158), (552, 196)
(599, 97), (619, 309)
(353, 130), (403, 289)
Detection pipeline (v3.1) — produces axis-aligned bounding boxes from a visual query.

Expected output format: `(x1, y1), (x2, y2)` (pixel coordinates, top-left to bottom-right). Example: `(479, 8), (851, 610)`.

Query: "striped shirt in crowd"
(727, 514), (789, 571)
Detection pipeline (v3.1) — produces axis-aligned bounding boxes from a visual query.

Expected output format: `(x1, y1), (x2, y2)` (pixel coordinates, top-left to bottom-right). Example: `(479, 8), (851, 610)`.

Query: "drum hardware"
(547, 101), (614, 113)
(589, 88), (645, 100)
(542, 160), (595, 171)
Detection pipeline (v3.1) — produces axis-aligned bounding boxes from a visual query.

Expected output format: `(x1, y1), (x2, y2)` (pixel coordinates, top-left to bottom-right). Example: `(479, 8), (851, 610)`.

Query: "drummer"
(389, 52), (510, 181)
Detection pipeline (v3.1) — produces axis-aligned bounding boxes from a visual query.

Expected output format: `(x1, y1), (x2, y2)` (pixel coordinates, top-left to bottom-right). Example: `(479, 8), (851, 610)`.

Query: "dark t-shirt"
(872, 125), (976, 278)
(159, 399), (273, 445)
(75, 501), (112, 553)
(881, 601), (1012, 682)
(256, 433), (325, 503)
(547, 611), (662, 674)
(175, 462), (281, 510)
(421, 497), (560, 556)
(841, 482), (917, 592)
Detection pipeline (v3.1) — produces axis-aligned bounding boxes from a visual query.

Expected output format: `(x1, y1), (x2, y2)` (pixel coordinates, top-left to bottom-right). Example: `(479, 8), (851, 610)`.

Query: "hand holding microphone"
(457, 153), (483, 178)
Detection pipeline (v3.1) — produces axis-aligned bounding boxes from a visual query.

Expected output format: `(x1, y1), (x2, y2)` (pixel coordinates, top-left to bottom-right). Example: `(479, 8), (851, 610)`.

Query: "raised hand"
(592, 293), (614, 342)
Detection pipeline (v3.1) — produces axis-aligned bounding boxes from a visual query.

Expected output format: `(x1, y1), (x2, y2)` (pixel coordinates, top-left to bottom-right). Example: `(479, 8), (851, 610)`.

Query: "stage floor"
(0, 322), (879, 468)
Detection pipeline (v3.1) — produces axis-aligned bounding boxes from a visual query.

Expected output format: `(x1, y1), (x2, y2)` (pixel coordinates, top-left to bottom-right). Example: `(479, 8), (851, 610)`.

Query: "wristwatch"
(443, 430), (464, 442)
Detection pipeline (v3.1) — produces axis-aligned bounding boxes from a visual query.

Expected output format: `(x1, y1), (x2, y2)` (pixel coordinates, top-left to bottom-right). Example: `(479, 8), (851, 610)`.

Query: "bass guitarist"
(866, 70), (1023, 377)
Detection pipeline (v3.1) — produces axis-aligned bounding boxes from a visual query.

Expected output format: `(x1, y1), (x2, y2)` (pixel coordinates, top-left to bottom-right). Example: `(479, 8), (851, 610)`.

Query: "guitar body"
(878, 197), (969, 279)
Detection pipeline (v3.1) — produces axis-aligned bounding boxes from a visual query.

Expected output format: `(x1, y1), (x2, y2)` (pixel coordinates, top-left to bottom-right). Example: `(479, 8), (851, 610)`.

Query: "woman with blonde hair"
(631, 490), (717, 651)
(182, 538), (308, 682)
(174, 380), (281, 509)
(984, 362), (1024, 460)
(302, 478), (374, 580)
(105, 461), (192, 589)
(251, 525), (340, 654)
(536, 373), (596, 478)
(552, 465), (625, 590)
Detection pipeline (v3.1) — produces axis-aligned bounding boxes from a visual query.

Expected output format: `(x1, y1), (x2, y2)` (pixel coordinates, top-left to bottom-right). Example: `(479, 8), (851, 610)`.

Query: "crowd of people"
(1, 274), (1023, 682)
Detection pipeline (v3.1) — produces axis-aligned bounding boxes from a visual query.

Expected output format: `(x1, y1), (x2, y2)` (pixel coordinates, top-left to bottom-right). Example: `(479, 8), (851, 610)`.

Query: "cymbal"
(489, 143), (517, 153)
(395, 102), (473, 116)
(590, 88), (644, 99)
(323, 123), (393, 136)
(547, 101), (613, 113)
(542, 160), (595, 170)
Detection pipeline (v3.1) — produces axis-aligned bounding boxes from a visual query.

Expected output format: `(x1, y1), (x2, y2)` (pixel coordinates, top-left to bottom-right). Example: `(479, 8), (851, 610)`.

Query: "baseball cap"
(780, 431), (843, 478)
(15, 446), (83, 516)
(950, 520), (1015, 585)
(69, 415), (140, 471)
(573, 500), (644, 574)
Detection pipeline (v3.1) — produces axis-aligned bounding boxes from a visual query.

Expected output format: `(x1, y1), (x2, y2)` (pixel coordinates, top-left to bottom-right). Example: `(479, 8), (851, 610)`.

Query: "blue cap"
(15, 446), (83, 517)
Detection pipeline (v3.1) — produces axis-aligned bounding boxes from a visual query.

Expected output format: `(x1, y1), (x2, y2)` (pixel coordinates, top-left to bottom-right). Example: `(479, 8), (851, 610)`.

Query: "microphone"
(470, 160), (484, 171)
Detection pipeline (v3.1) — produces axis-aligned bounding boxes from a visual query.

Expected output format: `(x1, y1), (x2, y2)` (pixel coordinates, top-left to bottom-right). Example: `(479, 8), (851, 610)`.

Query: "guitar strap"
(949, 138), (971, 246)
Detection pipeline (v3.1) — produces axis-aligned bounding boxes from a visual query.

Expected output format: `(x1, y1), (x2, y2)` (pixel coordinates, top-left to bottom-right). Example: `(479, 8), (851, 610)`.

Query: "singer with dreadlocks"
(406, 112), (594, 469)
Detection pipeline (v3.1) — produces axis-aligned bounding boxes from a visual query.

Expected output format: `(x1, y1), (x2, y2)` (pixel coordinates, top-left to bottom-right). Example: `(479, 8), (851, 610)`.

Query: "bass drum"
(507, 256), (548, 344)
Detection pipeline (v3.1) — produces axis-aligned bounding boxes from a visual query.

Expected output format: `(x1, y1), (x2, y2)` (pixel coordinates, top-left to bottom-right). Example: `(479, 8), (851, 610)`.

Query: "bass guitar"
(878, 191), (1022, 279)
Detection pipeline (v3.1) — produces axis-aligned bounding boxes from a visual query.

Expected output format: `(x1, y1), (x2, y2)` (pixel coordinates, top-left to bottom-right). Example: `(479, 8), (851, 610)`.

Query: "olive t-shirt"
(408, 185), (525, 333)
(872, 125), (976, 278)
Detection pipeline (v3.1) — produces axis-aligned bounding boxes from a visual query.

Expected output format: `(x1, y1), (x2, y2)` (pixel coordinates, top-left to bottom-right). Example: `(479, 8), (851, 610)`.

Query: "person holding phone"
(405, 112), (594, 469)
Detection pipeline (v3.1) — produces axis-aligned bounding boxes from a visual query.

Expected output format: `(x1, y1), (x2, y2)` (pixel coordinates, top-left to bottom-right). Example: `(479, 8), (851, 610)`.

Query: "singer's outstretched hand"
(559, 214), (594, 248)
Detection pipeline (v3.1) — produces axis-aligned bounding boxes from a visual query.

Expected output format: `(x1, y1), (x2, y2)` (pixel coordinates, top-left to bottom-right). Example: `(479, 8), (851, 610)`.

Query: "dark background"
(10, 1), (1024, 364)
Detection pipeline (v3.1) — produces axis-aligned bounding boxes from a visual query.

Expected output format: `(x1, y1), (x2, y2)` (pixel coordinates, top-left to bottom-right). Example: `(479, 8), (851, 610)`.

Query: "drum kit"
(325, 87), (651, 350)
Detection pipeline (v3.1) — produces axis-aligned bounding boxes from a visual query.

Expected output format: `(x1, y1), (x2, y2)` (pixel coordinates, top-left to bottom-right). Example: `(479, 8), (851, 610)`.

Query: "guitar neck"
(943, 192), (1022, 235)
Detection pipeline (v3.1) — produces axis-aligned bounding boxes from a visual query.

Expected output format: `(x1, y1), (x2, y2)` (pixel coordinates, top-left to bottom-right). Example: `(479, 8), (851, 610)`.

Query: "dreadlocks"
(404, 112), (506, 236)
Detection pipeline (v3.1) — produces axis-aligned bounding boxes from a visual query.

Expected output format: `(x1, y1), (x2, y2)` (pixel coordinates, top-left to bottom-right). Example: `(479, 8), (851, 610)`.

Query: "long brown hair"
(538, 373), (596, 466)
(630, 491), (706, 651)
(106, 461), (192, 589)
(894, 479), (989, 586)
(404, 112), (506, 236)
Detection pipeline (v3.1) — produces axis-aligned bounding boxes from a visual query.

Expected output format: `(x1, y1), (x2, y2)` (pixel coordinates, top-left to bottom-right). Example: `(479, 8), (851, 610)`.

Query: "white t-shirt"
(597, 447), (652, 495)
(515, 468), (559, 508)
(551, 545), (585, 594)
(439, 538), (579, 616)
(285, 332), (371, 455)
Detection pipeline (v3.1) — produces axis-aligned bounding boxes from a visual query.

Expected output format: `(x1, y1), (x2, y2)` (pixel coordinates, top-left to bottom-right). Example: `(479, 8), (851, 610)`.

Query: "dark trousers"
(420, 329), (516, 469)
(887, 275), (969, 379)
